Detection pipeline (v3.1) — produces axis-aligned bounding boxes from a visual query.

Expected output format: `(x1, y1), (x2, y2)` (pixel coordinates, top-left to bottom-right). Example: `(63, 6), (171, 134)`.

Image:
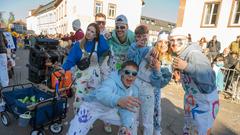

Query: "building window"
(229, 0), (240, 27)
(59, 7), (61, 20)
(95, 1), (103, 15)
(108, 4), (116, 19)
(65, 1), (67, 17)
(201, 2), (220, 27)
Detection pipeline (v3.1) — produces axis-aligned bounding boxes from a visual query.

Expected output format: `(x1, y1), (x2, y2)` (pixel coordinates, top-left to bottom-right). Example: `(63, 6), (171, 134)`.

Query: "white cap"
(169, 27), (188, 37)
(158, 30), (170, 41)
(72, 19), (81, 29)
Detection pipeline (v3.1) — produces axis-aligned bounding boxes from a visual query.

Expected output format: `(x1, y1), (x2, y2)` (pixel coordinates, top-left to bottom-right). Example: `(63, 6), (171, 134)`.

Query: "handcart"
(0, 83), (67, 135)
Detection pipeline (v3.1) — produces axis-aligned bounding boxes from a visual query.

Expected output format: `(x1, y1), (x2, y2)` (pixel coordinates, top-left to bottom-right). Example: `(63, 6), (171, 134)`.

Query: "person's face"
(85, 26), (96, 40)
(213, 36), (217, 41)
(156, 40), (169, 53)
(223, 48), (230, 55)
(95, 16), (106, 32)
(135, 34), (149, 47)
(72, 26), (78, 31)
(121, 65), (138, 88)
(237, 36), (240, 42)
(115, 21), (127, 39)
(169, 35), (187, 54)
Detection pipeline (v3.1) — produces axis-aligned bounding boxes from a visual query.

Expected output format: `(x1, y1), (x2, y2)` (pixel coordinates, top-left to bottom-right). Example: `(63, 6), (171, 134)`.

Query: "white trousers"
(135, 78), (155, 135)
(67, 102), (138, 135)
(0, 54), (9, 87)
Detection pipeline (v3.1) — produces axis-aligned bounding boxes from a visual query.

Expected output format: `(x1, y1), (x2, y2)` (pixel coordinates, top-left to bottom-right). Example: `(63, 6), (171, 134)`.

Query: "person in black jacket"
(207, 35), (221, 62)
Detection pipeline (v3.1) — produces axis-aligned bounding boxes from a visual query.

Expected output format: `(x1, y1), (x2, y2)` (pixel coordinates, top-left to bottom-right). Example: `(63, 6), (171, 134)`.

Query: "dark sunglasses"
(96, 21), (106, 25)
(116, 26), (126, 30)
(124, 69), (138, 77)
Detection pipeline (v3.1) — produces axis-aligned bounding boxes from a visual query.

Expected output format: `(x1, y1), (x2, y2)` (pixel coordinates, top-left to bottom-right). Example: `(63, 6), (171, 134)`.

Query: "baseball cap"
(115, 15), (128, 24)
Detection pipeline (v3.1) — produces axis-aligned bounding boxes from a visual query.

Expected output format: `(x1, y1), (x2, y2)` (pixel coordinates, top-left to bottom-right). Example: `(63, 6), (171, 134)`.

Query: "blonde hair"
(154, 40), (172, 63)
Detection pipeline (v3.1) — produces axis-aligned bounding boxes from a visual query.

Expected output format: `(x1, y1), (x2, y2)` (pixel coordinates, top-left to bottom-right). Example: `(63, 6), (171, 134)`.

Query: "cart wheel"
(49, 122), (63, 134)
(30, 129), (45, 135)
(1, 112), (10, 126)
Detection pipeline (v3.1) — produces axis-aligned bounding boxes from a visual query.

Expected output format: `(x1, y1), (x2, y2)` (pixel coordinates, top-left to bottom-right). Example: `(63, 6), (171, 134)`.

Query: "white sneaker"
(104, 124), (112, 133)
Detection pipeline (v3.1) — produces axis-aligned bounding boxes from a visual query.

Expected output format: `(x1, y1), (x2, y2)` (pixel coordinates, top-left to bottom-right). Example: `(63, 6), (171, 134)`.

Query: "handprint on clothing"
(78, 109), (92, 123)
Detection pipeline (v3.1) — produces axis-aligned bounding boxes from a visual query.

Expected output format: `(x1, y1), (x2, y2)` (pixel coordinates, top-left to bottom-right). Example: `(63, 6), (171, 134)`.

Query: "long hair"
(80, 23), (100, 49)
(154, 40), (172, 63)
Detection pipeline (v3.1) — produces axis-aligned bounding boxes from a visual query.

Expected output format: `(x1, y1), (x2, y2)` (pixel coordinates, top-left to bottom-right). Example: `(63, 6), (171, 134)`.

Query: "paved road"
(0, 48), (240, 135)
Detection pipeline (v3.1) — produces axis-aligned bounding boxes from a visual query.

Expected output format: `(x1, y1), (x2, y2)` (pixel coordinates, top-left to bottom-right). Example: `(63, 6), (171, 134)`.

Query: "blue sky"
(0, 0), (179, 23)
(142, 0), (179, 22)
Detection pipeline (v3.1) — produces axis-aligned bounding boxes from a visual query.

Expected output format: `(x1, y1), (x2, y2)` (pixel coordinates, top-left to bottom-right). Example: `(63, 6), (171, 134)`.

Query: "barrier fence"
(221, 67), (240, 103)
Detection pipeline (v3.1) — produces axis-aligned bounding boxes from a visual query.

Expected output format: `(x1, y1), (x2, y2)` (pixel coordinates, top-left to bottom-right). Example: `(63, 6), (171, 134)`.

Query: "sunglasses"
(96, 21), (106, 25)
(123, 69), (138, 77)
(116, 25), (126, 30)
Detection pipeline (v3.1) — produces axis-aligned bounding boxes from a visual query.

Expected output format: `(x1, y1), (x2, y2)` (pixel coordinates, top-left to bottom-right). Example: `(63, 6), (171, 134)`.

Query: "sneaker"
(104, 124), (112, 133)
(118, 127), (131, 135)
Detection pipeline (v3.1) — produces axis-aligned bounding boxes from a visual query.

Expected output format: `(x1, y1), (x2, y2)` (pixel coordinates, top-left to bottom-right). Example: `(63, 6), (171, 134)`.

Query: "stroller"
(0, 83), (67, 135)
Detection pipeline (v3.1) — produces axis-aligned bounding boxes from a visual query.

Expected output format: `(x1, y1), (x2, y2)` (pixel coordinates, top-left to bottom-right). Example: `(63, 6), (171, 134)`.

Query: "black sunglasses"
(96, 21), (106, 25)
(124, 69), (138, 77)
(116, 26), (126, 30)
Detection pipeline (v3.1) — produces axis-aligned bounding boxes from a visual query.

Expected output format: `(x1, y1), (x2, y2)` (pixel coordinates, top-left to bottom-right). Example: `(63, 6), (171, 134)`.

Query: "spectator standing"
(212, 55), (225, 93)
(229, 35), (240, 57)
(199, 37), (208, 55)
(207, 35), (221, 62)
(0, 29), (9, 87)
(70, 19), (84, 43)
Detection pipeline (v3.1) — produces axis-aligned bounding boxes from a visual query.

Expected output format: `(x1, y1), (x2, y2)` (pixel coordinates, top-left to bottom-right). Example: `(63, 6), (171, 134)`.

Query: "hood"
(111, 30), (134, 45)
(179, 42), (202, 59)
(108, 71), (127, 90)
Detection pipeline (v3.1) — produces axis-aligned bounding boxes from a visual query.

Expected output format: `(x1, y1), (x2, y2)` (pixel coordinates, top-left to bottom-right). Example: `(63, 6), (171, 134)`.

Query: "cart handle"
(0, 83), (34, 93)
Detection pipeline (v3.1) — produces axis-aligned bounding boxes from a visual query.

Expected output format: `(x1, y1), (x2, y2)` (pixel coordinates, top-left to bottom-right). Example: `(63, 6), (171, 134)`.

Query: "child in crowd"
(212, 55), (225, 93)
(169, 27), (219, 135)
(127, 25), (171, 135)
(152, 31), (172, 135)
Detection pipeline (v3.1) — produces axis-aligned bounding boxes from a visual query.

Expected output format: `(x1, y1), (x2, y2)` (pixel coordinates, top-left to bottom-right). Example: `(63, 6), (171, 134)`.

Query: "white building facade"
(177, 0), (240, 51)
(26, 0), (144, 35)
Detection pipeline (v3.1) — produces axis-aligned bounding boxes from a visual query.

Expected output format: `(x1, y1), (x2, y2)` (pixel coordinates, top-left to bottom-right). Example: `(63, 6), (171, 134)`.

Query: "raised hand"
(117, 96), (141, 112)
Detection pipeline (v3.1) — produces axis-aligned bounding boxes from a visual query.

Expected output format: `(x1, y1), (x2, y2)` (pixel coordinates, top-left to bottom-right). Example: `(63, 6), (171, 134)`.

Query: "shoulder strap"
(88, 41), (97, 59)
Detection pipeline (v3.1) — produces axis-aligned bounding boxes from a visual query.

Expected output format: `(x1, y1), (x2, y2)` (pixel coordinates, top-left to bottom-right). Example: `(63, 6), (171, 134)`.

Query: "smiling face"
(155, 40), (169, 54)
(85, 26), (96, 41)
(115, 21), (127, 39)
(96, 16), (106, 32)
(121, 65), (138, 88)
(169, 35), (188, 54)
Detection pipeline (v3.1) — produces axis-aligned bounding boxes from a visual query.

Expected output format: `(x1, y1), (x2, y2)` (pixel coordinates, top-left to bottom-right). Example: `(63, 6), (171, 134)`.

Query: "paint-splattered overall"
(181, 73), (219, 135)
(136, 58), (156, 135)
(67, 101), (137, 135)
(73, 52), (101, 112)
(153, 60), (172, 134)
